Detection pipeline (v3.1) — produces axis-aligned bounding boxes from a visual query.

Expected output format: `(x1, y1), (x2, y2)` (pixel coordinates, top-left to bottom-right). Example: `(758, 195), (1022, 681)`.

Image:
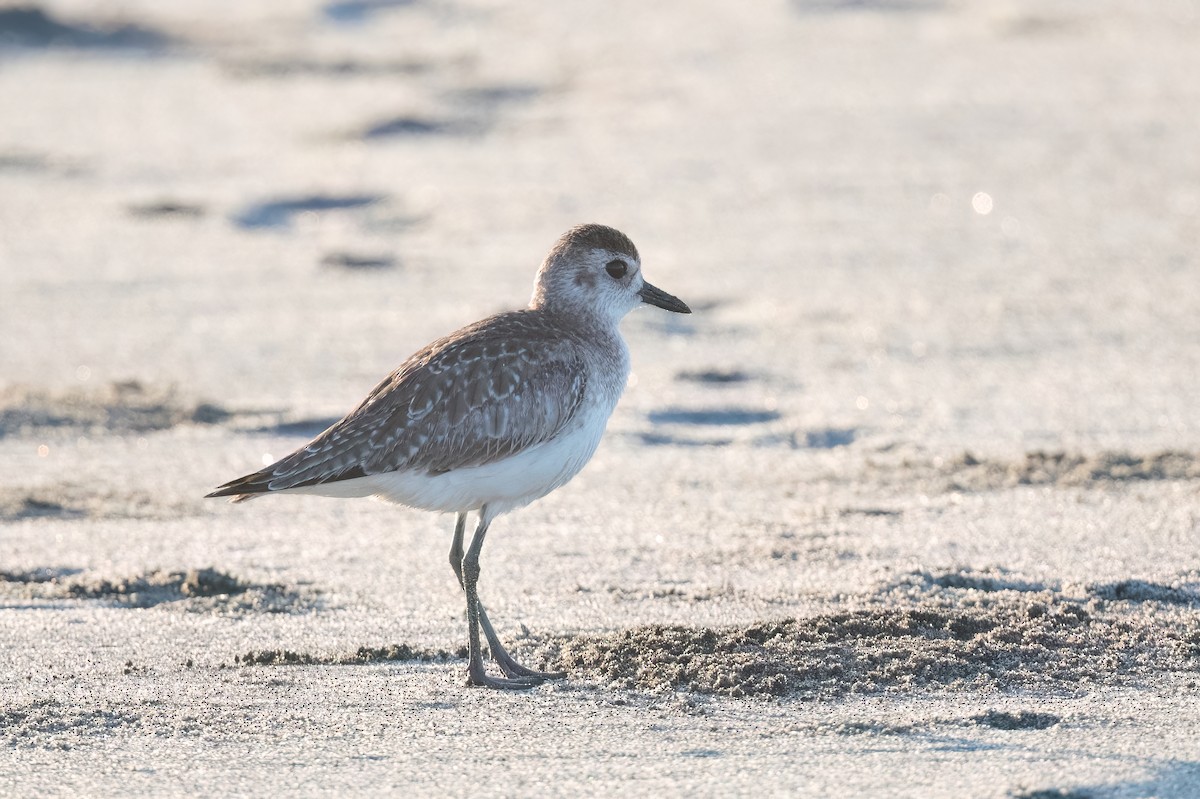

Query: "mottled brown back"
(207, 311), (589, 497)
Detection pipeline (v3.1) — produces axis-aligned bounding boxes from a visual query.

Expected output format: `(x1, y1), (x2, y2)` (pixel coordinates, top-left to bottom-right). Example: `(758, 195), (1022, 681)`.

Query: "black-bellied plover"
(207, 224), (691, 689)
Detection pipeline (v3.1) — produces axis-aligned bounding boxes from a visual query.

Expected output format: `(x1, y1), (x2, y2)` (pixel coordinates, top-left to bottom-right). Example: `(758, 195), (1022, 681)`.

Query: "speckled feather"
(212, 312), (591, 496)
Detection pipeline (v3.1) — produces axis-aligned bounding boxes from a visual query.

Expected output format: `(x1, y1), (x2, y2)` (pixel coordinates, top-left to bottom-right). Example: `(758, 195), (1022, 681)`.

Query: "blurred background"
(3, 0), (1200, 458)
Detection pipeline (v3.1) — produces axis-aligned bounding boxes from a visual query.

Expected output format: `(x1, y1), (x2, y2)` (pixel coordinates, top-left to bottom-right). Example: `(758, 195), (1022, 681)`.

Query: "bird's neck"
(530, 302), (623, 339)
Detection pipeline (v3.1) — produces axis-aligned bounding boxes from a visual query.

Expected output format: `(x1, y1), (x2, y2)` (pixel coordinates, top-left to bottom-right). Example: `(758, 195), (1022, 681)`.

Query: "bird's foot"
(465, 658), (543, 690)
(478, 605), (567, 681)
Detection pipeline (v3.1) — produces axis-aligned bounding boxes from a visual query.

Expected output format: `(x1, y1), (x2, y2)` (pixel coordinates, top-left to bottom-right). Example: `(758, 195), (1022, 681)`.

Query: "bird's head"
(530, 224), (691, 324)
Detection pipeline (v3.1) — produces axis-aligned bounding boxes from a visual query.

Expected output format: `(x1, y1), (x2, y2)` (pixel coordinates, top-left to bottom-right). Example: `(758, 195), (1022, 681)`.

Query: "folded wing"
(207, 313), (587, 499)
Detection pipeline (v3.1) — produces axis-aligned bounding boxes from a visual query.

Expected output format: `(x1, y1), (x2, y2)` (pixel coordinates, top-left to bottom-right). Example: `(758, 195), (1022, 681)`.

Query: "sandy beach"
(2, 0), (1199, 796)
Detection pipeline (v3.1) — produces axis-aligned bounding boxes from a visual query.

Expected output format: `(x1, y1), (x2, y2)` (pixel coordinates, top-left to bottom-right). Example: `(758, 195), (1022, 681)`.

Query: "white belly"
(281, 408), (611, 517)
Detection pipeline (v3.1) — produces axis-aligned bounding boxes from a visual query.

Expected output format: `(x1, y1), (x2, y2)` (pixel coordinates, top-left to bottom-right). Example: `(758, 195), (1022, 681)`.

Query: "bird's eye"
(605, 260), (628, 279)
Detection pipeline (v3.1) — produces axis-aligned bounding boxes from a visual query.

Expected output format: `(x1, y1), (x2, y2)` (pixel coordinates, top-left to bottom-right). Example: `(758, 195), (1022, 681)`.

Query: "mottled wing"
(209, 314), (587, 497)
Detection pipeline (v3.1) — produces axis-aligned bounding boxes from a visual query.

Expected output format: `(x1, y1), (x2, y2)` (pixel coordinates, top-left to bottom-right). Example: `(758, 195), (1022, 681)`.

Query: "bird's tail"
(205, 471), (273, 503)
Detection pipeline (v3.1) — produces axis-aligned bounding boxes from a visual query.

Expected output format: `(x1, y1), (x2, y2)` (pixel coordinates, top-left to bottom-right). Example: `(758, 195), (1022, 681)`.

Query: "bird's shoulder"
(360, 309), (590, 413)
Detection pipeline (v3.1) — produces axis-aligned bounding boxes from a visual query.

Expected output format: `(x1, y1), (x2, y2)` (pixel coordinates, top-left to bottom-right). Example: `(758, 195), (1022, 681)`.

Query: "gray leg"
(460, 507), (540, 689)
(449, 512), (466, 588)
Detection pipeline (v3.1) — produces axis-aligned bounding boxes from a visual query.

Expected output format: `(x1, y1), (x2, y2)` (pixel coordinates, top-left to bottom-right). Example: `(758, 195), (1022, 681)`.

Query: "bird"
(206, 224), (691, 689)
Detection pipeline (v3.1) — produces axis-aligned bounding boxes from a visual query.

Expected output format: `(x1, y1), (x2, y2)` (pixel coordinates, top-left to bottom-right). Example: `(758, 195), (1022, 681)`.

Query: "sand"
(2, 0), (1199, 796)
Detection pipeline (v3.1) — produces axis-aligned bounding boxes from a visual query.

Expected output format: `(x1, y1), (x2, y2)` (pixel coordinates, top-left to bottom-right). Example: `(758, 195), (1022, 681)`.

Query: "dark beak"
(638, 280), (691, 314)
